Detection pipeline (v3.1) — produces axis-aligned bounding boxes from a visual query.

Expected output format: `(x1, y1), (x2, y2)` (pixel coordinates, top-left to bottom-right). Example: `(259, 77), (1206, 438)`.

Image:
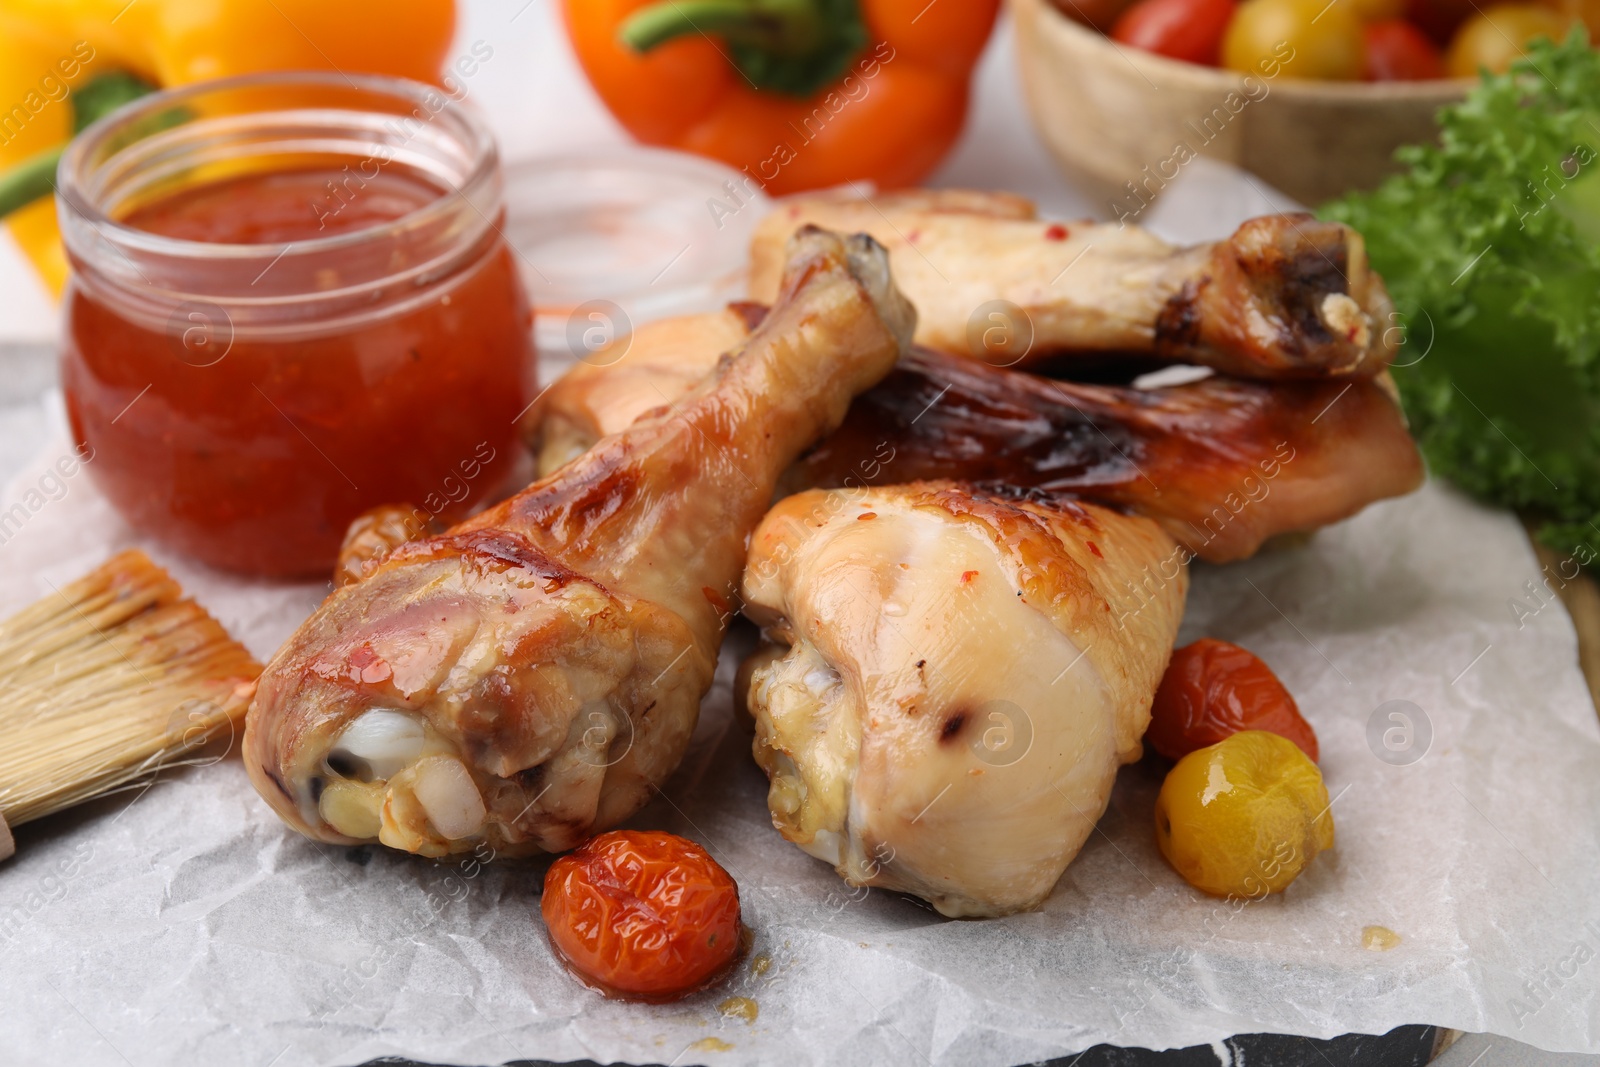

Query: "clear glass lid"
(500, 146), (772, 356)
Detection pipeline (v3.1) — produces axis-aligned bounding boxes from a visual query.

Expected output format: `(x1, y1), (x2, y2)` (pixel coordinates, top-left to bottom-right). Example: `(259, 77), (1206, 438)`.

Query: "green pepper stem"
(620, 0), (822, 56)
(0, 148), (63, 220)
(0, 71), (157, 221)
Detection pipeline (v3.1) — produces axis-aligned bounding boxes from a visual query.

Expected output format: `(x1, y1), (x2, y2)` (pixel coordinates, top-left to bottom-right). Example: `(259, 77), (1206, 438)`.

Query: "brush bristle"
(0, 550), (262, 828)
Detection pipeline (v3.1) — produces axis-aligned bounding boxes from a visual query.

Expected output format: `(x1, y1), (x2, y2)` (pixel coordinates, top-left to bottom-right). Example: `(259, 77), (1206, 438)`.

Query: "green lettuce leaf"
(1320, 31), (1600, 561)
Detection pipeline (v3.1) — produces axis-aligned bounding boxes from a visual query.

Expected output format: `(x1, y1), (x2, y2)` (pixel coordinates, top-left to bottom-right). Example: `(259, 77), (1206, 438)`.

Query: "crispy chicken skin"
(741, 482), (1187, 917)
(749, 191), (1397, 379)
(789, 348), (1424, 563)
(528, 310), (1422, 563)
(243, 227), (914, 857)
(334, 504), (443, 589)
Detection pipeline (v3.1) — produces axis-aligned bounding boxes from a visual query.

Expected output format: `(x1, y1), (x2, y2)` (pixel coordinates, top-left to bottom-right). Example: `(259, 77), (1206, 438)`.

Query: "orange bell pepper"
(563, 0), (1001, 195)
(0, 0), (456, 295)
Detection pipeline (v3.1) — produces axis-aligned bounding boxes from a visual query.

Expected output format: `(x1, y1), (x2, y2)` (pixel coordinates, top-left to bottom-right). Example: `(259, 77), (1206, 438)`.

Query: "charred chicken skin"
(529, 311), (1422, 564)
(748, 191), (1397, 379)
(788, 348), (1423, 563)
(243, 227), (915, 857)
(741, 482), (1187, 917)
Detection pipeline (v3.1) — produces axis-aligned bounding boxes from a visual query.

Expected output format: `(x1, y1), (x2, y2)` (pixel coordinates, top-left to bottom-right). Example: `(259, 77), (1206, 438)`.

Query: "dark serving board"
(355, 1023), (1439, 1067)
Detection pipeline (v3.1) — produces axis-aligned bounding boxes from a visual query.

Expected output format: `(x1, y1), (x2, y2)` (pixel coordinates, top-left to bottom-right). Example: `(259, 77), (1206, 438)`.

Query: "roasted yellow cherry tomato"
(1445, 3), (1572, 76)
(1154, 730), (1335, 898)
(1222, 0), (1367, 79)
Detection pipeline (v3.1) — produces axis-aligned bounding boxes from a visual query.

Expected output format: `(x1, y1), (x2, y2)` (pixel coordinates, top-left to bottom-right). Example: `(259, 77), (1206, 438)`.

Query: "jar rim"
(56, 69), (510, 340)
(57, 69), (499, 262)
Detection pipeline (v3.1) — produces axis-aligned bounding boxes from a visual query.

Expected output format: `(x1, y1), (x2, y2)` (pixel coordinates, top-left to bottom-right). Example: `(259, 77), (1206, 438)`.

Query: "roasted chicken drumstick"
(742, 482), (1187, 917)
(528, 309), (1422, 563)
(244, 227), (914, 856)
(749, 191), (1397, 379)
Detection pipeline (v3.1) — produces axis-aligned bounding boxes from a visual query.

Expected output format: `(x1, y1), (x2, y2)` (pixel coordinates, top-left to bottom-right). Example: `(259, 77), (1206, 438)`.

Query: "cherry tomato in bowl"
(1223, 0), (1368, 79)
(542, 830), (742, 1001)
(1550, 0), (1600, 37)
(1445, 3), (1573, 76)
(1146, 638), (1320, 762)
(1406, 0), (1478, 41)
(1364, 19), (1446, 78)
(1052, 0), (1143, 32)
(1111, 0), (1238, 64)
(1349, 0), (1406, 20)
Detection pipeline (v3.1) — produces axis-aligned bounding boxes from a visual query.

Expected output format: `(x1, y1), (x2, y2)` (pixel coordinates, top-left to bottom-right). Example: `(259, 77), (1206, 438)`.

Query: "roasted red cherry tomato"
(1112, 0), (1238, 64)
(1147, 639), (1320, 762)
(542, 830), (741, 1000)
(1364, 19), (1446, 78)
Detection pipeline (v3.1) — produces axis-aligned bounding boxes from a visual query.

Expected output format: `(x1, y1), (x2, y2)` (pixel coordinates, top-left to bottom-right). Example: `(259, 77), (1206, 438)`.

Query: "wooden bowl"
(1012, 0), (1470, 208)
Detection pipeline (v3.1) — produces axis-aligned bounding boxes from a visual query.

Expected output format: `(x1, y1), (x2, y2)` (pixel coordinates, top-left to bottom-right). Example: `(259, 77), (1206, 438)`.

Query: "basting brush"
(0, 549), (261, 859)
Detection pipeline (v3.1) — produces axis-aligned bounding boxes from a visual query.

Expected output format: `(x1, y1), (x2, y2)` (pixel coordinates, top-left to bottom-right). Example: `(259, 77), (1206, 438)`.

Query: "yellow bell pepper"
(0, 0), (456, 295)
(0, 32), (91, 294)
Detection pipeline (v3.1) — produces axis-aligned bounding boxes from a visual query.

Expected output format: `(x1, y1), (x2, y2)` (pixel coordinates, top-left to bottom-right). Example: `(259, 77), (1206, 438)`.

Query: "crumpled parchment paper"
(1, 374), (1599, 1067)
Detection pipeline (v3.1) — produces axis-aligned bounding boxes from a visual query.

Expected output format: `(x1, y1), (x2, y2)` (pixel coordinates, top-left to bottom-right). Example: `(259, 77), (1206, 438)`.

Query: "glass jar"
(56, 73), (536, 578)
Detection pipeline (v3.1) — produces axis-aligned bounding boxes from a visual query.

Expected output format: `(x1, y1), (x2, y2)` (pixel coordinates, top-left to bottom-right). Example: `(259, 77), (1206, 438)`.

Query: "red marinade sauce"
(62, 167), (535, 577)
